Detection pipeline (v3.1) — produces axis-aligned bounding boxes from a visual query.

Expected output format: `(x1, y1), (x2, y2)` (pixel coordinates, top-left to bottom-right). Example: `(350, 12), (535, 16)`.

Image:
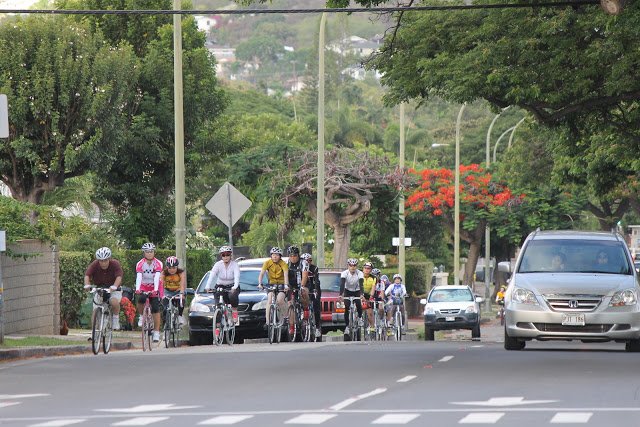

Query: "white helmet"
(218, 245), (232, 254)
(95, 247), (111, 260)
(270, 247), (283, 255)
(301, 253), (312, 262)
(347, 258), (358, 266)
(393, 273), (402, 281)
(141, 242), (156, 252)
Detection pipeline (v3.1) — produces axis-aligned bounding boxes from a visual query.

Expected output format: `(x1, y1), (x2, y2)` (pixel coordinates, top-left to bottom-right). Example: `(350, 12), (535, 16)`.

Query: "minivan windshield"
(518, 239), (632, 274)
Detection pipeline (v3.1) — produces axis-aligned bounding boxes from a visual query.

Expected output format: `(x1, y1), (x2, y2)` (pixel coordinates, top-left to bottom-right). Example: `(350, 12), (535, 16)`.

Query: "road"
(1, 325), (640, 426)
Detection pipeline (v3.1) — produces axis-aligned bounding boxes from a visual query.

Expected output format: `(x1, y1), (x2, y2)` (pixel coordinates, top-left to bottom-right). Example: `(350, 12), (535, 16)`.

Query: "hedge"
(60, 249), (214, 327)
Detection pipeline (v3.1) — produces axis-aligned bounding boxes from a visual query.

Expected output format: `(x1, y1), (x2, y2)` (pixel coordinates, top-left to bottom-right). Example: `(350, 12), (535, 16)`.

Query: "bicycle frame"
(265, 285), (285, 344)
(344, 296), (361, 342)
(139, 291), (155, 352)
(90, 288), (113, 355)
(164, 294), (182, 348)
(211, 285), (235, 346)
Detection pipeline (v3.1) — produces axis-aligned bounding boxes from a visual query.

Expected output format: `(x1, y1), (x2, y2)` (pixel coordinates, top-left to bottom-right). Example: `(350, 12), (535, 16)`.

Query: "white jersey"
(341, 269), (364, 292)
(206, 259), (241, 290)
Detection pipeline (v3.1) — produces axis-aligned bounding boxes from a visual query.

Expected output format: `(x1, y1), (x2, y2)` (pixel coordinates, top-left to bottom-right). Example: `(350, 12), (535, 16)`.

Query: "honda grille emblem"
(568, 300), (579, 309)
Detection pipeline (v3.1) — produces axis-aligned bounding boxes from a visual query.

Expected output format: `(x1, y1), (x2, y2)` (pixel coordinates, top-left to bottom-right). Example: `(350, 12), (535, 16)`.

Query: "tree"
(406, 165), (526, 285)
(270, 147), (409, 267)
(0, 16), (138, 223)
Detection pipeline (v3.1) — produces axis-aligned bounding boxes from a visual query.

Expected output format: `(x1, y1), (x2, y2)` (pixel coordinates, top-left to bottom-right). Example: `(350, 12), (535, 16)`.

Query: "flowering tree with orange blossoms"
(406, 164), (525, 286)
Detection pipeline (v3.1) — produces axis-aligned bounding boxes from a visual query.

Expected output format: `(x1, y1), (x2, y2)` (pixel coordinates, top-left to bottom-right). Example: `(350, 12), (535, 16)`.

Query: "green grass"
(0, 337), (88, 349)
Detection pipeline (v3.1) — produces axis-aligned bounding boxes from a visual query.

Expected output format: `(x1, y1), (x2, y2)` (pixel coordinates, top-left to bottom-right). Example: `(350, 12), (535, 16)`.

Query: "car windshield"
(429, 288), (473, 302)
(196, 270), (262, 293)
(319, 272), (341, 292)
(518, 239), (632, 274)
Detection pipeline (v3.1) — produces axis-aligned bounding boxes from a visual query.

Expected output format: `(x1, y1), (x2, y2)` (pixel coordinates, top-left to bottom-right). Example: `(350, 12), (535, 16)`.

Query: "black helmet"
(287, 245), (300, 255)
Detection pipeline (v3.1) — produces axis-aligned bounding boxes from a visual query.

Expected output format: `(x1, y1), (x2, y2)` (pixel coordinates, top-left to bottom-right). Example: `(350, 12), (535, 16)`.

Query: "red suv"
(318, 270), (346, 333)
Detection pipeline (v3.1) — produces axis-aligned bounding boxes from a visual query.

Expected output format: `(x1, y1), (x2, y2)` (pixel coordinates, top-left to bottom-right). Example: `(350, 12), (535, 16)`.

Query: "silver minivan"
(499, 230), (640, 352)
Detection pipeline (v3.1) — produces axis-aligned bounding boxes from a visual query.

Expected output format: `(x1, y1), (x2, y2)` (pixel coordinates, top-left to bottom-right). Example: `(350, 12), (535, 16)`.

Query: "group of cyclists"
(339, 257), (407, 337)
(83, 242), (408, 345)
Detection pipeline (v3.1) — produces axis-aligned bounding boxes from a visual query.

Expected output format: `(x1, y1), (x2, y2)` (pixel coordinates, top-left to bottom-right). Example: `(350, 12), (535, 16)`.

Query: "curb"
(0, 341), (134, 362)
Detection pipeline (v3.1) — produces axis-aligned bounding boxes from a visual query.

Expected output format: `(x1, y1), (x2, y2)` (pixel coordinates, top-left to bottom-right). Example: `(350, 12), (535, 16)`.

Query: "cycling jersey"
(206, 259), (240, 289)
(362, 275), (377, 295)
(136, 258), (163, 296)
(385, 283), (407, 298)
(341, 269), (364, 294)
(85, 259), (123, 287)
(163, 271), (182, 292)
(261, 259), (288, 284)
(288, 259), (309, 288)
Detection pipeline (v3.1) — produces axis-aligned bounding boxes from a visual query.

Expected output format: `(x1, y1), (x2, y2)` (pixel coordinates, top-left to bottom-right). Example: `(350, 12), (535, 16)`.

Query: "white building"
(628, 225), (640, 259)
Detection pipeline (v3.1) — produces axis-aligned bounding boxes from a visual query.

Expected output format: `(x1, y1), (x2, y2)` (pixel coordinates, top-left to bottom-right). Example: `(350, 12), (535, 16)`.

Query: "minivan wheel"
(625, 339), (640, 352)
(504, 326), (525, 350)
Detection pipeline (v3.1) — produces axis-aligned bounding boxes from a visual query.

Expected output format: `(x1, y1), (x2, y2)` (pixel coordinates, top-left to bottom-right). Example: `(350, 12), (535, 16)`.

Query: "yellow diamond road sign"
(205, 182), (251, 227)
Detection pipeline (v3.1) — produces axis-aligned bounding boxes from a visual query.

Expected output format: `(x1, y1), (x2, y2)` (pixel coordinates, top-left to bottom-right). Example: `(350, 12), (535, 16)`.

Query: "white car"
(420, 285), (483, 340)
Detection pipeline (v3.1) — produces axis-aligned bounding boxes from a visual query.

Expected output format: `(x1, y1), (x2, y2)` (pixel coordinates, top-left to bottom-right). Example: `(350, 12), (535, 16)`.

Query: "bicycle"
(211, 285), (236, 346)
(163, 294), (183, 348)
(89, 287), (113, 355)
(139, 291), (156, 352)
(287, 288), (305, 342)
(301, 290), (318, 343)
(343, 296), (362, 342)
(391, 297), (405, 341)
(363, 297), (384, 341)
(497, 300), (505, 326)
(263, 284), (286, 344)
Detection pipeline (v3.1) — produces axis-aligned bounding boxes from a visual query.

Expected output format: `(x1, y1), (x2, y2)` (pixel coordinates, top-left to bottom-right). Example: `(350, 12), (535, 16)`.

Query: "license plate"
(562, 313), (585, 326)
(445, 316), (455, 322)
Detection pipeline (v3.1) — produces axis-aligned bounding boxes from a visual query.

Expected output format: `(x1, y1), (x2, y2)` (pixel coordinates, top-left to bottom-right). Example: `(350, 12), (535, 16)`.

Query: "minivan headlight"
(424, 306), (435, 315)
(512, 288), (539, 305)
(464, 305), (477, 313)
(190, 302), (211, 312)
(610, 290), (637, 306)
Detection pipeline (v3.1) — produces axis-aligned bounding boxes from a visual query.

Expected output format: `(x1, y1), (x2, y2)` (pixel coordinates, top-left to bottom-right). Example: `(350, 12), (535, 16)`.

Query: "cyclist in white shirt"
(385, 273), (407, 327)
(339, 258), (364, 335)
(205, 246), (241, 324)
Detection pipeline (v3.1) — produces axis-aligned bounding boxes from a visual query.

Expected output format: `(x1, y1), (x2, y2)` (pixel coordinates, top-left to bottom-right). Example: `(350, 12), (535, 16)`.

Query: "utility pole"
(398, 103), (406, 280)
(316, 13), (327, 268)
(174, 0), (186, 267)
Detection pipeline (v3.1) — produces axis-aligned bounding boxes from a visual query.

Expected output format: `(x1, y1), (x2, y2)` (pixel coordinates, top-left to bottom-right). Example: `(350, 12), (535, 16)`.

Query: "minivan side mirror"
(475, 296), (484, 303)
(185, 288), (195, 296)
(498, 261), (512, 273)
(419, 298), (427, 305)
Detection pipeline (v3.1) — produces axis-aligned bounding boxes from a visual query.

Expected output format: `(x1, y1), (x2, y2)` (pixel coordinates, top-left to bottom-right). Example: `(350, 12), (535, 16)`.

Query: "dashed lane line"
(371, 413), (420, 424)
(439, 355), (454, 362)
(328, 387), (387, 411)
(197, 415), (254, 425)
(111, 417), (170, 426)
(550, 413), (593, 424)
(459, 412), (505, 424)
(397, 375), (417, 383)
(284, 414), (338, 424)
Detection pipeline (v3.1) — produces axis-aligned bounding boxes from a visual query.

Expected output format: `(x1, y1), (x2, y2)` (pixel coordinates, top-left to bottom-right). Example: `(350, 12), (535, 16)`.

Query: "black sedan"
(188, 267), (267, 345)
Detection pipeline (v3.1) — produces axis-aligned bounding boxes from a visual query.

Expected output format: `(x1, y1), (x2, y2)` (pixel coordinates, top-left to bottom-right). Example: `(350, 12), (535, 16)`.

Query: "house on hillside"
(329, 35), (381, 57)
(206, 43), (236, 77)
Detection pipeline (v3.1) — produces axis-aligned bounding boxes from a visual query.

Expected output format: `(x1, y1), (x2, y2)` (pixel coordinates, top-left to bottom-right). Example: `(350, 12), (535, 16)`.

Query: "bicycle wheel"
(268, 304), (277, 344)
(500, 308), (505, 326)
(91, 307), (103, 355)
(349, 306), (358, 342)
(286, 305), (297, 342)
(226, 307), (236, 346)
(146, 308), (154, 351)
(362, 311), (370, 341)
(395, 309), (402, 341)
(164, 309), (173, 348)
(301, 306), (311, 342)
(171, 309), (179, 347)
(141, 307), (149, 351)
(212, 308), (224, 346)
(103, 310), (112, 354)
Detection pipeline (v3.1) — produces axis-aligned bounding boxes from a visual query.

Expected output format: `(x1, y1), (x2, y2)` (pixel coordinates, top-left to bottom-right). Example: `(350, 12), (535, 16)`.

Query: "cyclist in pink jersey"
(135, 242), (163, 342)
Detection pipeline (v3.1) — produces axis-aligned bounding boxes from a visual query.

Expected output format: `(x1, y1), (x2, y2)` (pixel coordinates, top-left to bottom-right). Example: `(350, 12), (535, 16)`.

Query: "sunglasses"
(221, 253), (232, 257)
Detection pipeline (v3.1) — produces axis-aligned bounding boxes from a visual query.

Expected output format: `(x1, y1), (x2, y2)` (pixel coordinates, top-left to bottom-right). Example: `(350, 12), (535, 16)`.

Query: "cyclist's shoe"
(137, 317), (143, 327)
(215, 328), (221, 339)
(112, 316), (120, 330)
(315, 328), (322, 338)
(152, 331), (160, 342)
(344, 326), (350, 335)
(178, 315), (185, 325)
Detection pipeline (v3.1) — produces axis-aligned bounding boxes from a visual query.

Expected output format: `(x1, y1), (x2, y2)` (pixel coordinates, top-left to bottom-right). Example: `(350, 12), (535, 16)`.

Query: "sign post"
(0, 230), (6, 344)
(205, 182), (251, 251)
(0, 94), (9, 139)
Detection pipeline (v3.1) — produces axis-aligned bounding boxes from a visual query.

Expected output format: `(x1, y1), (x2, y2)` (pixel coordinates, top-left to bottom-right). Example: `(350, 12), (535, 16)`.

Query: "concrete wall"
(1, 240), (60, 335)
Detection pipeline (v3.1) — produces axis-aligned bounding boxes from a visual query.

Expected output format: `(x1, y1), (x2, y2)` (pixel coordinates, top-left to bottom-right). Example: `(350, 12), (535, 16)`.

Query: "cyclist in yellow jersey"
(162, 256), (186, 325)
(361, 262), (377, 333)
(258, 247), (289, 327)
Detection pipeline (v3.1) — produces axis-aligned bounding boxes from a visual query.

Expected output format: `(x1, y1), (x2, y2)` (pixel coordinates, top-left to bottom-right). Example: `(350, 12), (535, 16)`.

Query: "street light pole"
(399, 103), (406, 280)
(173, 0), (186, 267)
(316, 12), (327, 268)
(454, 103), (466, 286)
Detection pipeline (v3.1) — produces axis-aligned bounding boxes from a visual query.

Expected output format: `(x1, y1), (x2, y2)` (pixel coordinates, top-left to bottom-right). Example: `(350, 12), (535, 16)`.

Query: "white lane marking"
(0, 394), (50, 399)
(471, 345), (484, 348)
(397, 375), (417, 383)
(0, 402), (21, 409)
(285, 414), (338, 424)
(439, 356), (454, 362)
(550, 413), (593, 423)
(459, 413), (504, 424)
(30, 420), (86, 427)
(451, 397), (558, 406)
(112, 417), (169, 426)
(198, 415), (254, 425)
(98, 404), (201, 413)
(328, 387), (387, 411)
(372, 414), (420, 424)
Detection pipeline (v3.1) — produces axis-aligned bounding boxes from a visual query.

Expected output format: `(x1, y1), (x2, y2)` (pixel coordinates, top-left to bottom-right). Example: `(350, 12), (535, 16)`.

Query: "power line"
(0, 2), (600, 15)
